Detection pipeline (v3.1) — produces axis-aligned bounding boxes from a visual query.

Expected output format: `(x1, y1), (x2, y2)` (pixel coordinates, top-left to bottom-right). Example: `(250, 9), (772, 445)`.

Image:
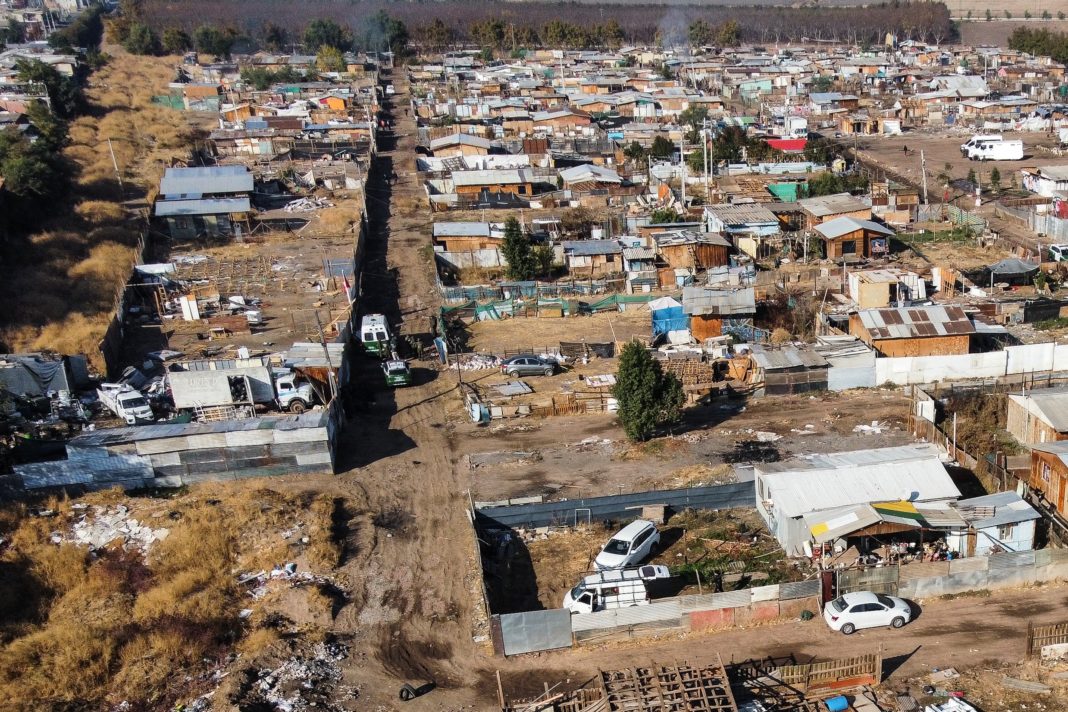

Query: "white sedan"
(823, 591), (913, 635)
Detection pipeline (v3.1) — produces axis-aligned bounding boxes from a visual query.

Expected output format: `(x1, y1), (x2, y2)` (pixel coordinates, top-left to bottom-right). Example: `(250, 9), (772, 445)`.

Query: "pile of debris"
(237, 563), (343, 601)
(245, 640), (355, 712)
(284, 197), (334, 212)
(59, 504), (170, 554)
(454, 353), (501, 371)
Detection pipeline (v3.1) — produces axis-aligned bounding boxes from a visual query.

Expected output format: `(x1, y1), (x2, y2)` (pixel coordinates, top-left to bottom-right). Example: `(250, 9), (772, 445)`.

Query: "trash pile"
(246, 640), (355, 712)
(59, 504), (170, 554)
(283, 197), (334, 212)
(455, 353), (501, 371)
(853, 420), (890, 434)
(237, 563), (341, 601)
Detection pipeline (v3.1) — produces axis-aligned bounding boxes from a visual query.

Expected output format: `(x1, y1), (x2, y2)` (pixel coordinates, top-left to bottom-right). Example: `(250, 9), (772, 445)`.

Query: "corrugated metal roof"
(855, 305), (974, 340)
(451, 169), (533, 187)
(432, 222), (491, 238)
(563, 240), (621, 256)
(429, 133), (491, 150)
(160, 165), (253, 197)
(798, 192), (870, 217)
(756, 444), (961, 518)
(681, 286), (755, 316)
(623, 247), (656, 260)
(285, 342), (347, 369)
(68, 411), (328, 448)
(651, 230), (731, 248)
(703, 203), (779, 225)
(154, 197), (251, 217)
(749, 344), (829, 371)
(953, 491), (1040, 528)
(1007, 389), (1068, 432)
(559, 163), (621, 184)
(814, 216), (894, 239)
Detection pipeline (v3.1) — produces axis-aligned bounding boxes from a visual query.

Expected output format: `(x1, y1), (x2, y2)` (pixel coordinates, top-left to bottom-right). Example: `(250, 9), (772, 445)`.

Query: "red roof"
(765, 138), (808, 152)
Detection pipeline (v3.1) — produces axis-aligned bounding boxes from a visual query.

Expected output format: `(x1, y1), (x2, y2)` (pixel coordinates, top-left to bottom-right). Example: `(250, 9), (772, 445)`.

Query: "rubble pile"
(284, 197), (334, 212)
(237, 563), (342, 601)
(60, 504), (170, 553)
(252, 640), (355, 712)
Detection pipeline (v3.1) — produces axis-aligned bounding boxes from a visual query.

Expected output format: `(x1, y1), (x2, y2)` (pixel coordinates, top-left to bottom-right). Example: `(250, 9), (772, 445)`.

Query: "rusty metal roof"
(856, 305), (974, 340)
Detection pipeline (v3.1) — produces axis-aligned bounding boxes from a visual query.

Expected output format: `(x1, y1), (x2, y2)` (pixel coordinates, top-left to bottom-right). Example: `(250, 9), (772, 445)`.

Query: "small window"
(1043, 463), (1052, 483)
(841, 240), (857, 254)
(997, 524), (1015, 540)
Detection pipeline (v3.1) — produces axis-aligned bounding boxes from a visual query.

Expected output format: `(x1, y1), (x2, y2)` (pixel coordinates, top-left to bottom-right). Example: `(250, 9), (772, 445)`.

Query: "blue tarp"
(652, 305), (688, 336)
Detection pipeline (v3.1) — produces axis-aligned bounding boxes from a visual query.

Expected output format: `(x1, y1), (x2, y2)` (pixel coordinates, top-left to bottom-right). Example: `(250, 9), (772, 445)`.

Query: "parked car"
(823, 591), (913, 635)
(1049, 243), (1068, 262)
(594, 520), (661, 571)
(499, 355), (557, 377)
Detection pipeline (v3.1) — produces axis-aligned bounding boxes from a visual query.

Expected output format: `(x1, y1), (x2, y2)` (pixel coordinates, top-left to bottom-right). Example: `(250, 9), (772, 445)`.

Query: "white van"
(967, 139), (1023, 161)
(960, 134), (1002, 156)
(359, 314), (392, 357)
(594, 519), (661, 570)
(562, 564), (671, 614)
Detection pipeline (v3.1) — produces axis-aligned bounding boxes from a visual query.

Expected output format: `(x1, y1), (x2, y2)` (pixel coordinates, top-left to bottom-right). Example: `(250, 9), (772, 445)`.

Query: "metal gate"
(836, 566), (899, 597)
(495, 609), (573, 656)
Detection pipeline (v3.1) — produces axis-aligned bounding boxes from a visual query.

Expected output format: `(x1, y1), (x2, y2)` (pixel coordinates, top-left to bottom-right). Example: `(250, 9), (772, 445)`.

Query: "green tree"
(194, 25), (235, 57)
(470, 19), (506, 48)
(613, 342), (685, 441)
(532, 245), (555, 277)
(316, 44), (346, 72)
(417, 19), (453, 50)
(650, 135), (675, 159)
(623, 141), (647, 166)
(123, 22), (160, 55)
(24, 102), (68, 153)
(1043, 10), (1052, 20)
(688, 19), (713, 47)
(618, 54), (637, 68)
(658, 62), (674, 80)
(717, 20), (741, 47)
(1060, 11), (1066, 20)
(680, 105), (709, 143)
(16, 59), (81, 119)
(651, 207), (681, 224)
(262, 22), (287, 52)
(986, 8), (993, 21)
(479, 47), (494, 63)
(501, 217), (536, 280)
(48, 3), (104, 51)
(811, 75), (834, 92)
(989, 166), (1001, 191)
(598, 20), (624, 48)
(304, 19), (350, 52)
(1024, 10), (1032, 19)
(966, 167), (977, 184)
(162, 27), (192, 54)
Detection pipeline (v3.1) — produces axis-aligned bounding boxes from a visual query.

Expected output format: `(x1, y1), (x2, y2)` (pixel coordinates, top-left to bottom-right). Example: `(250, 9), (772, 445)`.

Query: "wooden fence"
(1027, 621), (1068, 658)
(776, 653), (882, 697)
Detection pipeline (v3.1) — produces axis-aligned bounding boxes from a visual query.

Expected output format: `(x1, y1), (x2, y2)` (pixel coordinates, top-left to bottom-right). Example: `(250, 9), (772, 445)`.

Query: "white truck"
(562, 564), (671, 615)
(167, 366), (318, 415)
(960, 134), (1002, 156)
(97, 384), (155, 425)
(783, 116), (808, 139)
(966, 139), (1023, 161)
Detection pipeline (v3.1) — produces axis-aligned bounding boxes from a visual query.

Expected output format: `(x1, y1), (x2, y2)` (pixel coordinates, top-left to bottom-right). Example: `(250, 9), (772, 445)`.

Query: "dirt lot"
(960, 19), (1068, 45)
(465, 310), (650, 354)
(459, 388), (914, 502)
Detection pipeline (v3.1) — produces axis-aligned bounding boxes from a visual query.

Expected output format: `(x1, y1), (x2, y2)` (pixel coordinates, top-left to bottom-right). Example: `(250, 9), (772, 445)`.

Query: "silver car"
(500, 355), (557, 377)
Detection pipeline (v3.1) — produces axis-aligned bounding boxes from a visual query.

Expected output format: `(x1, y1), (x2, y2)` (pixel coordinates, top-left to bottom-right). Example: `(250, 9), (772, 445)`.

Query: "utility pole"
(314, 311), (339, 401)
(678, 137), (686, 206)
(107, 138), (124, 198)
(702, 119), (710, 201)
(920, 149), (928, 205)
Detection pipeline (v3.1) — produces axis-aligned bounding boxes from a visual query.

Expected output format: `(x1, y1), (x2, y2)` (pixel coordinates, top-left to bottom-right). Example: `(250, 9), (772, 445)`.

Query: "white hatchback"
(823, 591), (912, 635)
(594, 520), (661, 571)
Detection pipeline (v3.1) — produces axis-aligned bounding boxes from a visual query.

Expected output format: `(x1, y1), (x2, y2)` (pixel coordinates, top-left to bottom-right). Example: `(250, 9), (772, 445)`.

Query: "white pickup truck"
(97, 384), (154, 425)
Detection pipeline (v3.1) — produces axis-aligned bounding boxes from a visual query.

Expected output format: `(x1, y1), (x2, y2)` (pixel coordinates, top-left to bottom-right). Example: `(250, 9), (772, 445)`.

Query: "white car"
(594, 520), (660, 570)
(1049, 244), (1068, 262)
(823, 591), (912, 635)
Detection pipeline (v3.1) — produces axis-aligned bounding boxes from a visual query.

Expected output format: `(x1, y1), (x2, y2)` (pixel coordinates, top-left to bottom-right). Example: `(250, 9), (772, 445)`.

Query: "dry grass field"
(0, 41), (209, 368)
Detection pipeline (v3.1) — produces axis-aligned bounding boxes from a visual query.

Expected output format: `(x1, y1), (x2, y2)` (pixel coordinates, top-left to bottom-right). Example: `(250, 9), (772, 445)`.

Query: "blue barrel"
(825, 696), (848, 712)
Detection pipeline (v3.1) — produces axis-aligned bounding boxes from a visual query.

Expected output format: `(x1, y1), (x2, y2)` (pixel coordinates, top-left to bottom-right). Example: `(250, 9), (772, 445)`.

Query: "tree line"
(136, 0), (957, 53)
(1008, 27), (1068, 64)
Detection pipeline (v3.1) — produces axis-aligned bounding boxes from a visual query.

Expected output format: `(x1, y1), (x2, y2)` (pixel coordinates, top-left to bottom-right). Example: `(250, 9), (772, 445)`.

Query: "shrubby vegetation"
(1009, 27), (1068, 63)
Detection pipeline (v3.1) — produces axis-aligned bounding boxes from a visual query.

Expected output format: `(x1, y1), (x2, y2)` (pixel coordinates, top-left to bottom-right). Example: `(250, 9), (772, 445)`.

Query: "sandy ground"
(466, 310), (650, 354)
(458, 389), (914, 502)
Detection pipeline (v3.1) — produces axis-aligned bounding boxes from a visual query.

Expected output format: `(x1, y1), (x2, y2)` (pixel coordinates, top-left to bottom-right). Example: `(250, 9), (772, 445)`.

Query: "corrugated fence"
(475, 482), (755, 529)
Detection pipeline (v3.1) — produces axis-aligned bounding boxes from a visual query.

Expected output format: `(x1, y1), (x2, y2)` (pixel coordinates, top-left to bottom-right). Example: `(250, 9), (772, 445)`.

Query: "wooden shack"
(849, 305), (974, 357)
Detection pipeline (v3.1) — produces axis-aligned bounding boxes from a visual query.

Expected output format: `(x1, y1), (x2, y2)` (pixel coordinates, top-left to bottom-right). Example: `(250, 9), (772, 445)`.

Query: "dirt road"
(326, 72), (483, 710)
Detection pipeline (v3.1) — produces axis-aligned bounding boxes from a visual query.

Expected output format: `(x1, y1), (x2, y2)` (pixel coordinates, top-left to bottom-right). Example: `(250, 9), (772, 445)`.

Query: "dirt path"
(326, 72), (482, 710)
(487, 583), (1068, 707)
